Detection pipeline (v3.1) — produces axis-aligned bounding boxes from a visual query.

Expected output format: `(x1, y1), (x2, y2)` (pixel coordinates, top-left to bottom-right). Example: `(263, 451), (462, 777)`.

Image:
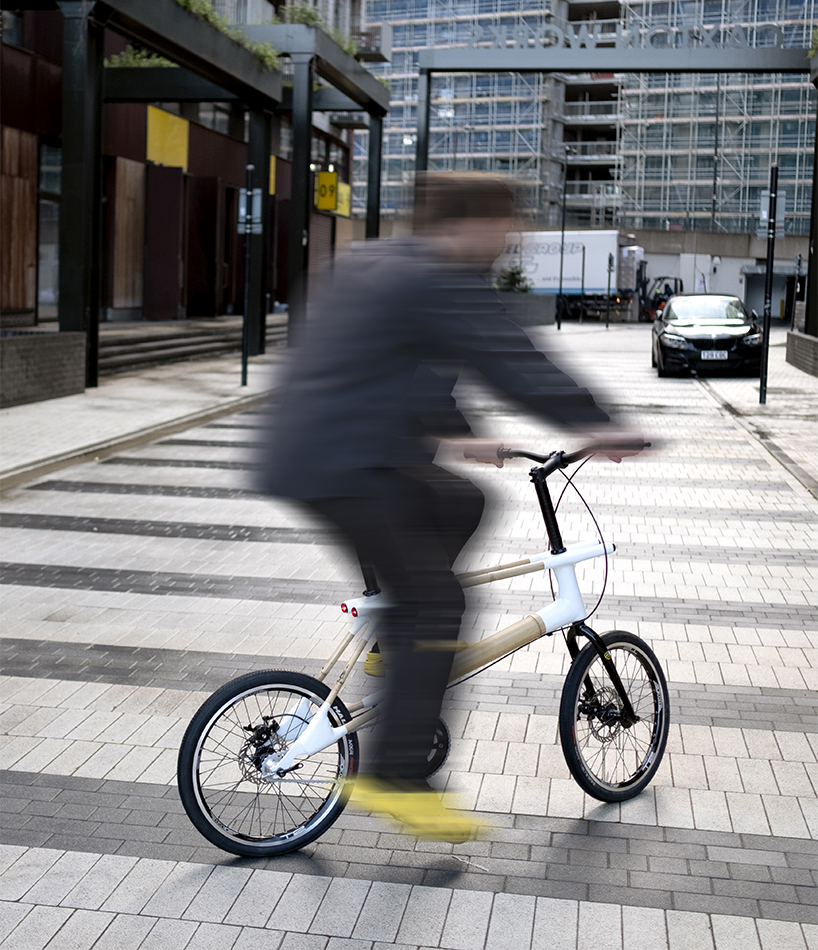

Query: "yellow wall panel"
(146, 106), (189, 172)
(336, 182), (351, 218)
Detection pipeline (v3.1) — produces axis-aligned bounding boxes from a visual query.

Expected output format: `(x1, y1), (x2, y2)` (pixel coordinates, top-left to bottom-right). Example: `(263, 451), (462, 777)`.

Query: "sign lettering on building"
(466, 22), (790, 51)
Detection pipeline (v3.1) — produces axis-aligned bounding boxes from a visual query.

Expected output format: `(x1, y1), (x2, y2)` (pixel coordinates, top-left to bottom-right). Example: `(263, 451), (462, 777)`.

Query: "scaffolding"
(357, 0), (815, 232)
(356, 0), (564, 222)
(617, 0), (817, 234)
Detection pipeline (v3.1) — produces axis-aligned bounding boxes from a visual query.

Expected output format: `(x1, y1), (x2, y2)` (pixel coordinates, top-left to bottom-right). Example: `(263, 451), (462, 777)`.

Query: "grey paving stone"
(223, 869), (292, 929)
(100, 859), (176, 915)
(350, 881), (411, 943)
(138, 916), (199, 950)
(183, 866), (254, 924)
(589, 883), (675, 911)
(0, 900), (32, 943)
(22, 850), (101, 906)
(672, 892), (759, 918)
(0, 847), (63, 901)
(185, 921), (244, 950)
(232, 929), (285, 950)
(485, 892), (536, 950)
(346, 864), (426, 887)
(504, 877), (588, 902)
(0, 903), (72, 950)
(42, 907), (115, 949)
(395, 885), (451, 947)
(139, 861), (215, 919)
(278, 935), (330, 950)
(308, 877), (371, 939)
(269, 874), (332, 934)
(439, 888), (494, 950)
(759, 902), (818, 924)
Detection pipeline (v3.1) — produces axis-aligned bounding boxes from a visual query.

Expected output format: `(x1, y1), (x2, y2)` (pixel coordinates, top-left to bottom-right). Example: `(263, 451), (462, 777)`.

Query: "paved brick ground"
(1, 324), (816, 949)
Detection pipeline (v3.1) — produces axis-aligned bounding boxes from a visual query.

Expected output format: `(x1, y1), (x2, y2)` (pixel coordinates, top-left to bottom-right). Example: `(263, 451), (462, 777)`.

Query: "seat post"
(360, 562), (381, 596)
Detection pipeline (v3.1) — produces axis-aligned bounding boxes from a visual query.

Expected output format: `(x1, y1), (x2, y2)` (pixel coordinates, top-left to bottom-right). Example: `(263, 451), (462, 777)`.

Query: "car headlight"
(661, 334), (688, 350)
(743, 333), (762, 346)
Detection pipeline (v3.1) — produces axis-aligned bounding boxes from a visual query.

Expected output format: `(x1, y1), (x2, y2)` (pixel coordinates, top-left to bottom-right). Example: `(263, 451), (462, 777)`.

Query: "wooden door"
(143, 164), (184, 320)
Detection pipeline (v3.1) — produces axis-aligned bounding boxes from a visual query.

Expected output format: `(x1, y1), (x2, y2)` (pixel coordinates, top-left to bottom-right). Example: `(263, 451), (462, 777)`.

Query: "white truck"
(494, 230), (644, 320)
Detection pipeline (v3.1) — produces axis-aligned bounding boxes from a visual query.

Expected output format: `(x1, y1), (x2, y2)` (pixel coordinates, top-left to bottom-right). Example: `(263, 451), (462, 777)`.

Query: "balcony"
(564, 181), (622, 207)
(351, 23), (392, 63)
(564, 142), (620, 163)
(561, 102), (621, 123)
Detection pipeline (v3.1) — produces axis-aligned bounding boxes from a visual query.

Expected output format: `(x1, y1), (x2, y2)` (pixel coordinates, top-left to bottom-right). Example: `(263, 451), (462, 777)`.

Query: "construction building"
(358, 0), (816, 235)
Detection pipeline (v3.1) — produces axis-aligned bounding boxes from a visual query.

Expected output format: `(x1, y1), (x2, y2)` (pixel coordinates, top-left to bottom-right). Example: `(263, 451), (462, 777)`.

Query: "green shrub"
(274, 2), (358, 56)
(104, 45), (177, 68)
(175, 0), (280, 70)
(493, 262), (533, 294)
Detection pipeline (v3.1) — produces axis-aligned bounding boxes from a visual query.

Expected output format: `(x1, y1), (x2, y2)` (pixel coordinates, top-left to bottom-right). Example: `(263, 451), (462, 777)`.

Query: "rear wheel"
(177, 670), (358, 856)
(559, 632), (669, 802)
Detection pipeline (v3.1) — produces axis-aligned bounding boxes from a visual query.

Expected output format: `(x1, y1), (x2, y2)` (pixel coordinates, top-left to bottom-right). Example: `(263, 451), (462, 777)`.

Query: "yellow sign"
(269, 155), (276, 196)
(146, 106), (189, 172)
(336, 182), (351, 217)
(315, 171), (338, 210)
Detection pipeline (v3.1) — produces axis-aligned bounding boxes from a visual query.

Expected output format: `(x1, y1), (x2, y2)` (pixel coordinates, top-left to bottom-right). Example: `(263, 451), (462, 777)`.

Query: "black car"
(651, 294), (763, 377)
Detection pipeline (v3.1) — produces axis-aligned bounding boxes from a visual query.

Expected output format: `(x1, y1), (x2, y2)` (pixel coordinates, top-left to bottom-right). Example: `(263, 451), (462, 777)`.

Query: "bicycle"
(177, 442), (670, 857)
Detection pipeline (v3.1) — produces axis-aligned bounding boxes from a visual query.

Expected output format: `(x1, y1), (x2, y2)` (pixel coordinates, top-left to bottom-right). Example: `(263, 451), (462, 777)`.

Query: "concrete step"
(98, 324), (287, 376)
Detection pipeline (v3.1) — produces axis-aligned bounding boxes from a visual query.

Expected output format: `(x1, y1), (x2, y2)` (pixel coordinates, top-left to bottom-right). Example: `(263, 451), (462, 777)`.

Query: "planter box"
(0, 330), (86, 408)
(499, 294), (555, 327)
(786, 330), (818, 378)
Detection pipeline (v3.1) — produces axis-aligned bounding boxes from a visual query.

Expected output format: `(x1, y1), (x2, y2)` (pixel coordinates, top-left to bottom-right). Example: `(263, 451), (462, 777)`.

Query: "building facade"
(357, 0), (815, 235)
(0, 0), (367, 329)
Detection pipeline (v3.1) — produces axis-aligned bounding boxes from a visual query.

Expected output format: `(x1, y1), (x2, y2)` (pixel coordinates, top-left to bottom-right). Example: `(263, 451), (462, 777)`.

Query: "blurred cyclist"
(262, 173), (639, 842)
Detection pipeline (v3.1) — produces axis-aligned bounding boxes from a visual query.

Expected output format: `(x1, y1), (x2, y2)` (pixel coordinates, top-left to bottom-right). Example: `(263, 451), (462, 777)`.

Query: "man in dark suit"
(263, 174), (637, 842)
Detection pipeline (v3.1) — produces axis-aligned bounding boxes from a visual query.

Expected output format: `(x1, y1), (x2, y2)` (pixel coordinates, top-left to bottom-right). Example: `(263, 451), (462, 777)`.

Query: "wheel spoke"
(179, 674), (357, 854)
(560, 635), (669, 800)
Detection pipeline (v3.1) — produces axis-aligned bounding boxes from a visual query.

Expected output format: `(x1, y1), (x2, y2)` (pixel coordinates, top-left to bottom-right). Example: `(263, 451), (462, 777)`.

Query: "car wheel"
(651, 343), (657, 368)
(657, 349), (670, 378)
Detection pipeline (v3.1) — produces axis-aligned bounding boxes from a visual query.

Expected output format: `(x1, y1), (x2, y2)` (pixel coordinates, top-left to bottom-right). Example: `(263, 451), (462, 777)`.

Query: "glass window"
(39, 143), (62, 195)
(38, 198), (59, 321)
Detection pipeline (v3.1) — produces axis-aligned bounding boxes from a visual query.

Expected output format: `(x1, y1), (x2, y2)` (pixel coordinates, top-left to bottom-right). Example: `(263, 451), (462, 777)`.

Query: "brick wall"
(785, 330), (818, 378)
(0, 331), (86, 408)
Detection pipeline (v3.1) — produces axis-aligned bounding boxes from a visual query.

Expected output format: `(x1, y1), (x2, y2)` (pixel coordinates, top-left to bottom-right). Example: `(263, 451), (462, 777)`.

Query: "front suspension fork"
(566, 623), (639, 727)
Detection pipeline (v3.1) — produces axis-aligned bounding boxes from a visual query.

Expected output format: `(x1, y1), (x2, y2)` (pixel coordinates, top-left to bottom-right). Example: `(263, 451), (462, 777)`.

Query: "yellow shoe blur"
(349, 775), (481, 844)
(363, 650), (385, 677)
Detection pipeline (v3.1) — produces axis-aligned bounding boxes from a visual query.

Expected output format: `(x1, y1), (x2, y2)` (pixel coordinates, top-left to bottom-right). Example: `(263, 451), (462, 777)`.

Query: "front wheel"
(177, 670), (358, 857)
(559, 632), (669, 802)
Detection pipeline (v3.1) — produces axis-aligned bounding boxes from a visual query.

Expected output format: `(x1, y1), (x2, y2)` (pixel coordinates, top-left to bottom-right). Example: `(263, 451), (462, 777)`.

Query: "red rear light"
(351, 607), (358, 617)
(341, 603), (348, 613)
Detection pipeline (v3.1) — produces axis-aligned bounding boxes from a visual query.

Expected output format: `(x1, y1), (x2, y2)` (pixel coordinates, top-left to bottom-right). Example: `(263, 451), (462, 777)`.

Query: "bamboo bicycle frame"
(269, 539), (614, 774)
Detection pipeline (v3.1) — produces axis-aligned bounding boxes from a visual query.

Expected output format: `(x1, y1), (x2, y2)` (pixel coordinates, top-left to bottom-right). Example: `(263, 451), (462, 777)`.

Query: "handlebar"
(498, 440), (651, 474)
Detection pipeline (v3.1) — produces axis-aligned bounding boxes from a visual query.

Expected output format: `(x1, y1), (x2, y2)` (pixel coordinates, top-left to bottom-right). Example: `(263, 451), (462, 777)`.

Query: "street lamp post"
(557, 145), (573, 330)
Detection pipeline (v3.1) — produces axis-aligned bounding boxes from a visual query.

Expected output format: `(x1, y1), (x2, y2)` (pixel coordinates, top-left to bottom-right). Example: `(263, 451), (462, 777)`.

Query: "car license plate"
(701, 350), (728, 360)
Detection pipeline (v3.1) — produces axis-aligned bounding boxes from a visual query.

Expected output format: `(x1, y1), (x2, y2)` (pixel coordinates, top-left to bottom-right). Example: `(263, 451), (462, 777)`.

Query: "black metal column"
(415, 69), (431, 174)
(287, 53), (313, 335)
(57, 1), (103, 388)
(366, 113), (383, 239)
(247, 107), (271, 355)
(806, 98), (818, 338)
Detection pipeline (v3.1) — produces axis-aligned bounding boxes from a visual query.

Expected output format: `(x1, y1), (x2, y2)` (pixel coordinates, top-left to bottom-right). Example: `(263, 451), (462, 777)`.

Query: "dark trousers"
(312, 465), (485, 781)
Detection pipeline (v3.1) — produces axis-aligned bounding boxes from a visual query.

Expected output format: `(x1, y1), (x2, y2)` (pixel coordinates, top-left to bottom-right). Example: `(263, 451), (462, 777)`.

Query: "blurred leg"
(312, 466), (483, 781)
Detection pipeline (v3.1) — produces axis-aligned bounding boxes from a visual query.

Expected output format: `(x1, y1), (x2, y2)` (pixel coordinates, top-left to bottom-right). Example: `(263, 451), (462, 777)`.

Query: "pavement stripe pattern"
(1, 326), (816, 950)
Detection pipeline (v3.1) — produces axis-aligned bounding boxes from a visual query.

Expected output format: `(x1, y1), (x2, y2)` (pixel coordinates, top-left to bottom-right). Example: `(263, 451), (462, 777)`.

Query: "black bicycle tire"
(423, 718), (451, 778)
(177, 669), (358, 857)
(558, 631), (670, 802)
